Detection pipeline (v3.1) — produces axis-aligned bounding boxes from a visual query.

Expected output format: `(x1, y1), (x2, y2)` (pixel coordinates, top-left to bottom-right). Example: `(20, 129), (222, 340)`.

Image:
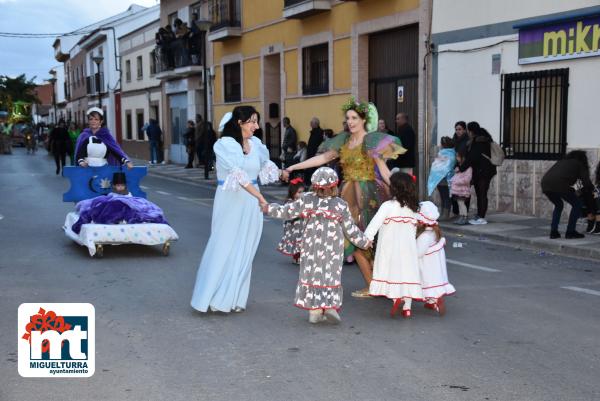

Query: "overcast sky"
(0, 0), (158, 84)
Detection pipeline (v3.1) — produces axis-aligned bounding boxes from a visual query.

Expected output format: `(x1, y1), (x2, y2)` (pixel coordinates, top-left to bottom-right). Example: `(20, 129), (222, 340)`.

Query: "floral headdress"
(341, 97), (379, 133)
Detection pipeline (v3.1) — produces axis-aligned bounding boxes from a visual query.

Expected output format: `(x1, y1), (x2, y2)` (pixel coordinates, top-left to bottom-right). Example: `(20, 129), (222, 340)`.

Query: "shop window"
(501, 68), (569, 160)
(224, 62), (241, 103)
(302, 43), (328, 95)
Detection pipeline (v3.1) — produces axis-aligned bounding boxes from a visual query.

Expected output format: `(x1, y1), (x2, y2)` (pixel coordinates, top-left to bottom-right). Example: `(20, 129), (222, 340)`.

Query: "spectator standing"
(377, 119), (394, 136)
(387, 113), (415, 174)
(451, 121), (470, 216)
(194, 114), (206, 167)
(184, 120), (196, 169)
(305, 117), (324, 184)
(200, 121), (217, 179)
(462, 122), (497, 225)
(281, 117), (297, 168)
(144, 119), (163, 164)
(48, 119), (71, 175)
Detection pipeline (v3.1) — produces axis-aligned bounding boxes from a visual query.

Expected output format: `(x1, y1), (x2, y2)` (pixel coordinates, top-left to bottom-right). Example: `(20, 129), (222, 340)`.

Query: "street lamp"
(48, 71), (57, 125)
(92, 55), (104, 111)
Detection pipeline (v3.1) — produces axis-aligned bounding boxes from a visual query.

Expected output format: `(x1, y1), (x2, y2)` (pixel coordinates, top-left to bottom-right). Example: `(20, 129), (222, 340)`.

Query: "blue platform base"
(62, 166), (147, 202)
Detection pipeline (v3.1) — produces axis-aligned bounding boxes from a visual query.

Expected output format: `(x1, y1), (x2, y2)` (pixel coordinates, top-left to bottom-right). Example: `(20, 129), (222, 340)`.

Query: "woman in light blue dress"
(191, 106), (280, 313)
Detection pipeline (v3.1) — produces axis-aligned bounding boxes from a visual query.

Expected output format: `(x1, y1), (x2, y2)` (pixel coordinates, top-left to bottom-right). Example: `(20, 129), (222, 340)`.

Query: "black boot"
(565, 231), (585, 239)
(592, 224), (600, 235)
(549, 230), (561, 239)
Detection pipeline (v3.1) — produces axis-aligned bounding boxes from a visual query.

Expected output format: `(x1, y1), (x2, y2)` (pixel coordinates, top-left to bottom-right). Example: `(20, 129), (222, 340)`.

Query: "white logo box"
(18, 303), (95, 378)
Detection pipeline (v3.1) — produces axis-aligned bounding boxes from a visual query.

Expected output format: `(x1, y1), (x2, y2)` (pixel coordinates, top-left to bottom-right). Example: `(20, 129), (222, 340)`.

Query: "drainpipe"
(421, 0), (434, 198)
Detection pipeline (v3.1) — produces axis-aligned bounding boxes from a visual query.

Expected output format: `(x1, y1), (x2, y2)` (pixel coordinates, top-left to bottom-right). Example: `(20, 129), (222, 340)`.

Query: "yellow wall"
(213, 65), (222, 103)
(243, 58), (260, 99)
(284, 50), (298, 95)
(333, 38), (351, 90)
(284, 94), (350, 142)
(243, 0), (284, 30)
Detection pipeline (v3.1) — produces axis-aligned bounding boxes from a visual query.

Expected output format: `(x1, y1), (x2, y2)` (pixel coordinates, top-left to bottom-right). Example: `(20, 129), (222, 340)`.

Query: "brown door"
(368, 24), (419, 157)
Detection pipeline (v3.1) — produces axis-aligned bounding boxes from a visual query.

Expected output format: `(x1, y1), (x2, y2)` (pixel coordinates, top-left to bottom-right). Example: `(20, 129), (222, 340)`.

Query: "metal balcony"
(283, 0), (331, 19)
(208, 0), (242, 42)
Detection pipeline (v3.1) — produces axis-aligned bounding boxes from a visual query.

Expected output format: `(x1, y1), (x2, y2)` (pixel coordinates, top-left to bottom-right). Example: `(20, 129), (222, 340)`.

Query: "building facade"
(54, 5), (159, 140)
(119, 20), (163, 160)
(156, 0), (211, 164)
(431, 0), (600, 217)
(209, 0), (431, 172)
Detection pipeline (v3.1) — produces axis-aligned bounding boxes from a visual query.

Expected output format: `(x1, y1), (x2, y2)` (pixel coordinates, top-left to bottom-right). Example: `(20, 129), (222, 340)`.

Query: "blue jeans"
(544, 190), (582, 233)
(149, 140), (159, 162)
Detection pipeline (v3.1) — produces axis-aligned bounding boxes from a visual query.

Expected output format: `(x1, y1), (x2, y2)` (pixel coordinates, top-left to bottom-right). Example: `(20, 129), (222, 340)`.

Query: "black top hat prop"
(112, 172), (127, 185)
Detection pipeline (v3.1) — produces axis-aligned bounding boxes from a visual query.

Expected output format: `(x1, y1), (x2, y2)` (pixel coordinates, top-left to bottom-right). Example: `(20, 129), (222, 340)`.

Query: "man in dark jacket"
(199, 122), (216, 179)
(194, 114), (206, 167)
(144, 119), (162, 164)
(48, 119), (71, 175)
(282, 117), (297, 168)
(541, 150), (593, 239)
(387, 113), (415, 174)
(305, 117), (324, 184)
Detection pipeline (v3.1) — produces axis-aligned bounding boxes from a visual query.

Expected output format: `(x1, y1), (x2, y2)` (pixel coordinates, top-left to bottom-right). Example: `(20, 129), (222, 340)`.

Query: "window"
(190, 2), (203, 20)
(500, 68), (569, 160)
(136, 110), (145, 140)
(126, 111), (132, 140)
(150, 50), (156, 76)
(224, 62), (241, 103)
(302, 43), (328, 95)
(136, 55), (143, 79)
(125, 60), (131, 82)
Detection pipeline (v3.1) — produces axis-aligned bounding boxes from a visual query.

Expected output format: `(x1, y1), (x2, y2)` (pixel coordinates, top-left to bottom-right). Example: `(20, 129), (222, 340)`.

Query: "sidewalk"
(132, 158), (289, 201)
(441, 213), (600, 260)
(133, 159), (598, 260)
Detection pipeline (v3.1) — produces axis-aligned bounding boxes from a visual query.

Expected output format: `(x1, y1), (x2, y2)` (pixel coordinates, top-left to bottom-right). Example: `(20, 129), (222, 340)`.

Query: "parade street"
(1, 148), (600, 401)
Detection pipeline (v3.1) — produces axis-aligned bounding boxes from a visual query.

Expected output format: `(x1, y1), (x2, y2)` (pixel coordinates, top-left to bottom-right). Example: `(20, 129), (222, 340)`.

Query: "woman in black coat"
(457, 122), (496, 225)
(541, 150), (593, 239)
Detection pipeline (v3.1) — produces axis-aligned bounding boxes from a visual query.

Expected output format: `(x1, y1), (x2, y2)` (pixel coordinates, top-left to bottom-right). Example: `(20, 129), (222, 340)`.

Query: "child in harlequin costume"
(364, 172), (423, 318)
(416, 201), (456, 315)
(265, 167), (371, 324)
(277, 177), (306, 264)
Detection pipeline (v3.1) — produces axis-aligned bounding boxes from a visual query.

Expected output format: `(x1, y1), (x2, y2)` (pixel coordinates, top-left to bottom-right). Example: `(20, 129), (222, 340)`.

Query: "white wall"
(432, 0), (599, 34)
(436, 35), (600, 149)
(121, 90), (162, 142)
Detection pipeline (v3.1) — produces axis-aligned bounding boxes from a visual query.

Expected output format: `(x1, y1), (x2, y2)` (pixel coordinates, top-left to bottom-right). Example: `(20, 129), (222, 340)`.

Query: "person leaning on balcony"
(189, 13), (203, 65)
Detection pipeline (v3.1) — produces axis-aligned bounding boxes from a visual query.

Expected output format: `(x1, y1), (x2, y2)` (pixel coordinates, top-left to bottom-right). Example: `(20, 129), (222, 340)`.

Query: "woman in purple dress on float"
(75, 107), (133, 169)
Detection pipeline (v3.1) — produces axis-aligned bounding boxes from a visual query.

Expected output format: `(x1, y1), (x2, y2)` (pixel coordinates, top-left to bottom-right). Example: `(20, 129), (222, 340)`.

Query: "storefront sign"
(397, 85), (404, 103)
(518, 14), (600, 64)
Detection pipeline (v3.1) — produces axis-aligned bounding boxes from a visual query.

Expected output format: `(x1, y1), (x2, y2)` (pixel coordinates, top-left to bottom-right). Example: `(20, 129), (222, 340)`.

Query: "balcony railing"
(283, 0), (331, 19)
(209, 0), (241, 31)
(154, 33), (206, 75)
(85, 72), (104, 95)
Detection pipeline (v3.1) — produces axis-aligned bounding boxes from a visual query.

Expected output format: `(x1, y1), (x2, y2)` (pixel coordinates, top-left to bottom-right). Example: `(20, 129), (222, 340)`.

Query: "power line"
(0, 30), (96, 39)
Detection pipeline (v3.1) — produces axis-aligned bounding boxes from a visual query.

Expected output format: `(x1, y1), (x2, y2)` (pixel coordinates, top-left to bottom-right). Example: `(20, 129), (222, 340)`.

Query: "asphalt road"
(1, 148), (599, 401)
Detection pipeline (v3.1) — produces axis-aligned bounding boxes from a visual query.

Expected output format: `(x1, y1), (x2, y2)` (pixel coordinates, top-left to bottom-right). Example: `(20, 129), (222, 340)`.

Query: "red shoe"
(390, 299), (403, 317)
(436, 297), (446, 316)
(401, 309), (411, 318)
(424, 302), (436, 310)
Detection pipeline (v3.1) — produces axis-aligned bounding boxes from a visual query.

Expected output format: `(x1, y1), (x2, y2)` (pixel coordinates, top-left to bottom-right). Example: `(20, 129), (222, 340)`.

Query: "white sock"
(402, 298), (412, 310)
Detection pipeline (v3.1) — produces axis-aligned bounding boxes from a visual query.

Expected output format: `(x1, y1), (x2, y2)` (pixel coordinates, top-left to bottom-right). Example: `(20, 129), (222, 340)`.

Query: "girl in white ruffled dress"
(416, 201), (456, 315)
(365, 172), (423, 318)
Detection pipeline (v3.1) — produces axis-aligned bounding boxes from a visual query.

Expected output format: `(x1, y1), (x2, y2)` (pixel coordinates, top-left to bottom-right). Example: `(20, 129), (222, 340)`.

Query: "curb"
(441, 224), (600, 261)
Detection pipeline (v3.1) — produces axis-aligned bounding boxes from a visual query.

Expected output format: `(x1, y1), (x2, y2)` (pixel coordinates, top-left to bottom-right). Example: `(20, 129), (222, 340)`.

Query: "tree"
(0, 74), (40, 112)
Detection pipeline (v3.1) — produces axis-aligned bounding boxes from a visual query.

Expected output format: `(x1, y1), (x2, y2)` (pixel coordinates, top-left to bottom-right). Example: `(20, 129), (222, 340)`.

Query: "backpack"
(483, 141), (505, 166)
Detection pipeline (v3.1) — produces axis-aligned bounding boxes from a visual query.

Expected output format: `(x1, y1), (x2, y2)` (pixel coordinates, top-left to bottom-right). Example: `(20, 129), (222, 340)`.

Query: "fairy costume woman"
(283, 98), (405, 297)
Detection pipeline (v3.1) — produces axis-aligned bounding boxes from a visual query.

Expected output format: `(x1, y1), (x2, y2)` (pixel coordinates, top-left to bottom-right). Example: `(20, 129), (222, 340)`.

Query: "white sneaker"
(308, 309), (325, 324)
(323, 309), (341, 324)
(469, 217), (488, 225)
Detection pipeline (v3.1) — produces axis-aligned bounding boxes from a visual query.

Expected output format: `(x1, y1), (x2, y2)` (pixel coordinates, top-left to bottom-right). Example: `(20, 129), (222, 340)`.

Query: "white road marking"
(140, 185), (149, 189)
(447, 259), (501, 273)
(561, 286), (600, 297)
(156, 191), (171, 195)
(177, 196), (190, 201)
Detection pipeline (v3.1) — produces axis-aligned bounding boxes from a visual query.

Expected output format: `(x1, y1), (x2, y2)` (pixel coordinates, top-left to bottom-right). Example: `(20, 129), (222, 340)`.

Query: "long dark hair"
(221, 106), (258, 146)
(287, 178), (305, 200)
(389, 172), (418, 212)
